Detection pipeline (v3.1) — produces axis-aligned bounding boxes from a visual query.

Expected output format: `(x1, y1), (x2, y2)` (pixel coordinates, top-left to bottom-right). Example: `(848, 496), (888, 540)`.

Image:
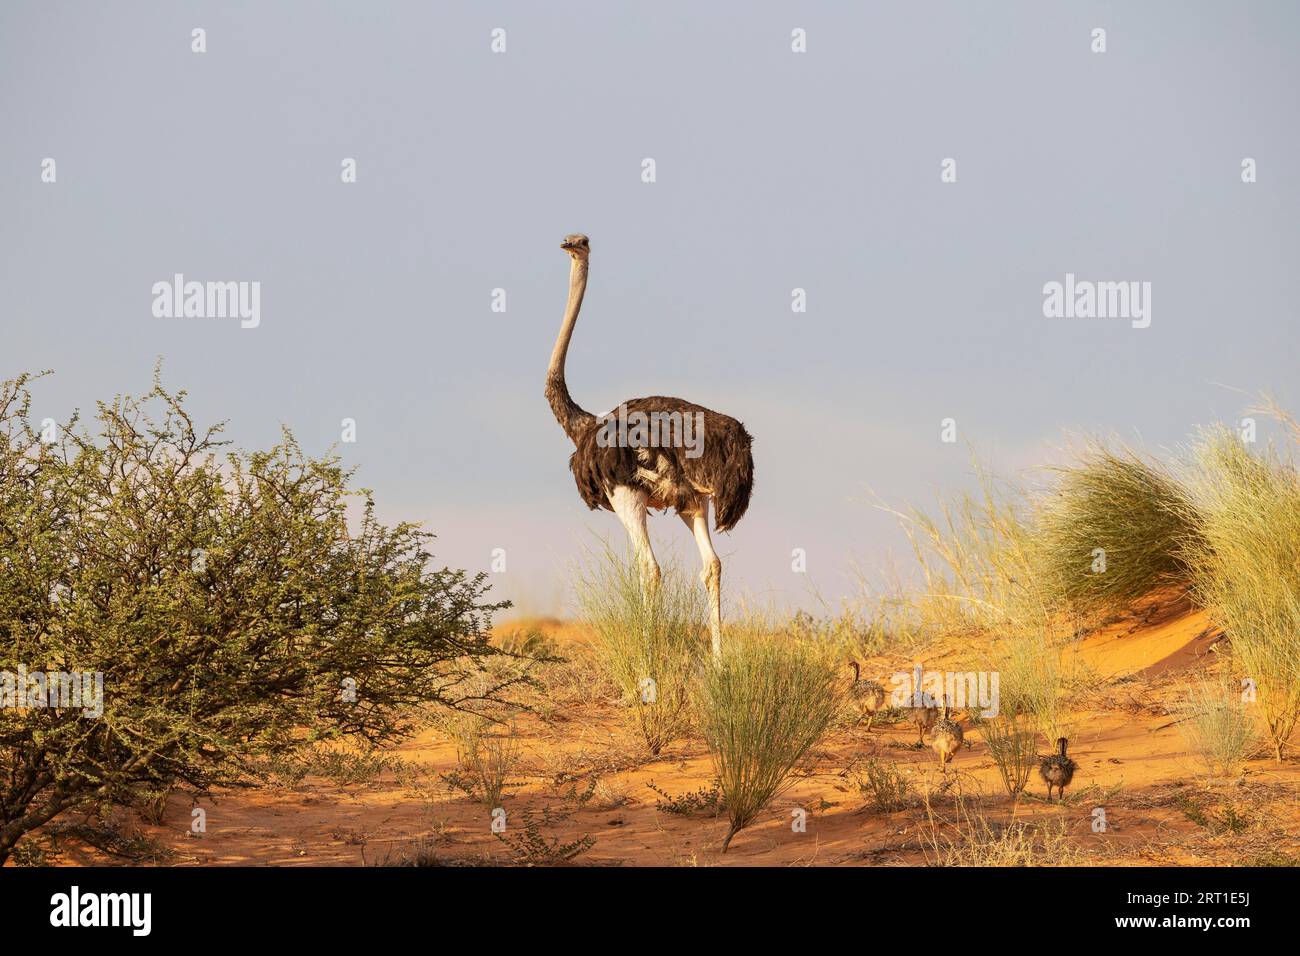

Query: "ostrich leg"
(610, 486), (660, 600)
(681, 504), (723, 661)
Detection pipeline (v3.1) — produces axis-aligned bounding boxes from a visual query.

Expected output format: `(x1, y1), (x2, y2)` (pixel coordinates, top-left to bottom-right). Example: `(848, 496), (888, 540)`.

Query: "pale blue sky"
(3, 1), (1297, 617)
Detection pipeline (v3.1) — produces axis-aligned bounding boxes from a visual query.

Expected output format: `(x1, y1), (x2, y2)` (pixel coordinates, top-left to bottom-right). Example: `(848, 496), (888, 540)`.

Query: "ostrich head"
(561, 234), (590, 260)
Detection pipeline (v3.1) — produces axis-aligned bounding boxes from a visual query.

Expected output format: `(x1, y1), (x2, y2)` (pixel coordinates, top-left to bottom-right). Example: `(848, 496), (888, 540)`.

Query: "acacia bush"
(0, 372), (513, 862)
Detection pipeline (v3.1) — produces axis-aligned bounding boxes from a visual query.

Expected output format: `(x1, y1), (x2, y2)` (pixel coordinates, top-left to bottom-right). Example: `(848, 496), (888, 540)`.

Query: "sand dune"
(37, 594), (1300, 867)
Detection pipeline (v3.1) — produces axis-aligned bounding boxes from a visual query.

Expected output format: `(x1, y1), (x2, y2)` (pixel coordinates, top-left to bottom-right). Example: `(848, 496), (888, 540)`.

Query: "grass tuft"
(437, 711), (520, 808)
(922, 791), (1081, 866)
(973, 713), (1038, 799)
(694, 633), (842, 852)
(855, 758), (915, 813)
(1180, 425), (1300, 761)
(1035, 443), (1197, 616)
(1173, 675), (1259, 777)
(576, 548), (709, 755)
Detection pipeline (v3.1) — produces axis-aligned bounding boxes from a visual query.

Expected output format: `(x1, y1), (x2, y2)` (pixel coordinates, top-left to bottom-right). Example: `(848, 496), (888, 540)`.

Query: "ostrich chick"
(1039, 737), (1078, 801)
(910, 701), (939, 748)
(929, 699), (964, 772)
(848, 662), (887, 732)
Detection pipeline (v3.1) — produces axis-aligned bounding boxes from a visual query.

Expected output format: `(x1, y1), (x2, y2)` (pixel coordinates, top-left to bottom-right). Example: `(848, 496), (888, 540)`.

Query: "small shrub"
(576, 549), (708, 755)
(1176, 793), (1210, 828)
(262, 754), (312, 789)
(558, 775), (599, 809)
(974, 713), (1038, 798)
(590, 778), (632, 810)
(136, 786), (172, 825)
(1173, 676), (1258, 777)
(438, 713), (520, 808)
(367, 835), (484, 868)
(301, 747), (399, 786)
(46, 821), (174, 863)
(932, 814), (1078, 866)
(923, 791), (1080, 866)
(10, 838), (52, 866)
(1177, 794), (1253, 835)
(646, 780), (723, 816)
(855, 759), (914, 813)
(695, 634), (842, 852)
(378, 836), (443, 867)
(494, 804), (594, 866)
(1215, 804), (1251, 834)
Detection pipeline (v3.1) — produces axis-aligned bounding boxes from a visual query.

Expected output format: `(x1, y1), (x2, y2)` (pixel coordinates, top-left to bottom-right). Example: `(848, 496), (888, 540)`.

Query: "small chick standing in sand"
(848, 661), (887, 732)
(910, 700), (939, 747)
(929, 698), (964, 772)
(1039, 737), (1078, 800)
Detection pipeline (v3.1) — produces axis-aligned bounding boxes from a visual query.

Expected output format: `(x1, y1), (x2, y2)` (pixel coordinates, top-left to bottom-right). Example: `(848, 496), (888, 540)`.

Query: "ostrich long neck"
(545, 256), (596, 443)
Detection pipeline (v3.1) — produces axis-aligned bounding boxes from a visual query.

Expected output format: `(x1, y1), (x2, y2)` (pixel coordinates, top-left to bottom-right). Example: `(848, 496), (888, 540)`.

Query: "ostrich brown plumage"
(545, 234), (754, 659)
(910, 699), (939, 747)
(848, 661), (887, 732)
(1039, 736), (1078, 801)
(929, 697), (964, 773)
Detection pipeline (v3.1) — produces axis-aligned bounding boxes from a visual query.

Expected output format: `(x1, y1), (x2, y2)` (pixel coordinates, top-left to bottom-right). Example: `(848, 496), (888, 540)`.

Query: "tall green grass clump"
(1174, 675), (1258, 777)
(1181, 424), (1300, 760)
(695, 634), (842, 852)
(1035, 443), (1198, 615)
(576, 549), (708, 755)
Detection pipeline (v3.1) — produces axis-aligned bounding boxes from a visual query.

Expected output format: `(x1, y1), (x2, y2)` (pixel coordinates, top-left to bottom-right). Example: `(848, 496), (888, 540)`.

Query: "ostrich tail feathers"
(711, 425), (754, 532)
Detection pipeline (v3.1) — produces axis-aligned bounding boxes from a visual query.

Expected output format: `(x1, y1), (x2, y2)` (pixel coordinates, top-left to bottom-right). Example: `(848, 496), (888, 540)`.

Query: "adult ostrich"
(545, 234), (754, 659)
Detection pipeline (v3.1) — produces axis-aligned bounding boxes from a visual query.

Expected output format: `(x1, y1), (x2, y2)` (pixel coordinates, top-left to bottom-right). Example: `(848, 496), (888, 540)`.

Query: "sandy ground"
(32, 595), (1300, 867)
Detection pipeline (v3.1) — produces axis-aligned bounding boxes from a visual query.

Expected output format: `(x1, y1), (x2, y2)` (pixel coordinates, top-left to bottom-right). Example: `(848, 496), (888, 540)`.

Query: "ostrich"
(929, 696), (964, 773)
(847, 662), (887, 732)
(545, 234), (754, 660)
(910, 697), (939, 748)
(1039, 737), (1078, 801)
